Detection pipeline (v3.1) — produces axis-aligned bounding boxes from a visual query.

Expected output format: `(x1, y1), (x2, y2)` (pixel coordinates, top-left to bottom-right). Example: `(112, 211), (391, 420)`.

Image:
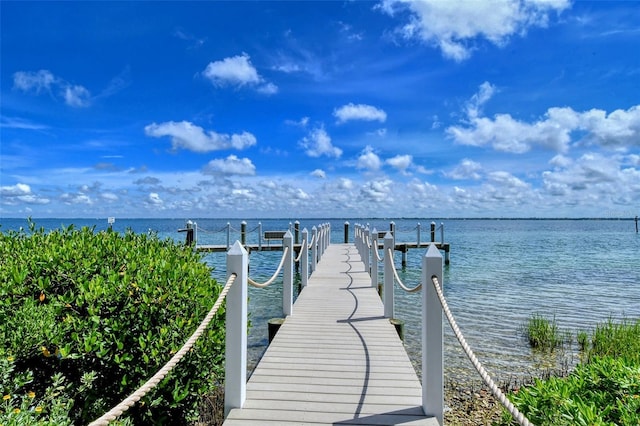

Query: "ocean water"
(2, 217), (639, 385)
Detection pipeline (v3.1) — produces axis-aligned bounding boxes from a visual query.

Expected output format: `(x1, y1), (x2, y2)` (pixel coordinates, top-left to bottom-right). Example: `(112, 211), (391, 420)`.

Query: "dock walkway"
(223, 243), (438, 425)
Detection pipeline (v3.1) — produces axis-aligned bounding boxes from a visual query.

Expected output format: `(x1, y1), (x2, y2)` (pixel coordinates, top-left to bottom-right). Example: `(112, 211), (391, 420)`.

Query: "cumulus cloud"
(299, 127), (342, 158)
(203, 155), (256, 176)
(448, 83), (640, 153)
(147, 192), (163, 206)
(311, 169), (326, 178)
(380, 0), (571, 61)
(356, 146), (382, 171)
(13, 70), (91, 107)
(446, 158), (483, 180)
(334, 103), (387, 124)
(386, 154), (413, 174)
(145, 120), (256, 153)
(0, 183), (50, 205)
(202, 53), (277, 94)
(360, 179), (393, 203)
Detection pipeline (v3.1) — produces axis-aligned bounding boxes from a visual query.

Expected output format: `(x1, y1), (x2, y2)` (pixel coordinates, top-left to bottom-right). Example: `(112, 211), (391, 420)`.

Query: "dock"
(223, 243), (439, 425)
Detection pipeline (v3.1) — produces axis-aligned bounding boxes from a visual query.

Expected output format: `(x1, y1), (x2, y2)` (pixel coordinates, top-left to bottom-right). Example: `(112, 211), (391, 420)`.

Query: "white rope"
(89, 274), (237, 426)
(247, 246), (289, 288)
(373, 244), (384, 262)
(430, 276), (534, 426)
(365, 235), (371, 249)
(294, 239), (307, 263)
(387, 248), (422, 293)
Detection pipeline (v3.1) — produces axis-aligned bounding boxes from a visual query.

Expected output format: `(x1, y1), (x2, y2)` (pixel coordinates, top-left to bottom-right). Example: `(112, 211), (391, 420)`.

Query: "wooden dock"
(223, 243), (439, 426)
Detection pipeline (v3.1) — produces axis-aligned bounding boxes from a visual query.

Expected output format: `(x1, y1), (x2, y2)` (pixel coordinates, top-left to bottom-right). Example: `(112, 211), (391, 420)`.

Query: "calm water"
(2, 217), (639, 385)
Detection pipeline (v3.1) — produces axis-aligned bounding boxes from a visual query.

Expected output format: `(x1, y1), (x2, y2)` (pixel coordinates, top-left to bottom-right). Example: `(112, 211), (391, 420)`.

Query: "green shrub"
(522, 314), (564, 351)
(501, 318), (640, 426)
(0, 221), (225, 424)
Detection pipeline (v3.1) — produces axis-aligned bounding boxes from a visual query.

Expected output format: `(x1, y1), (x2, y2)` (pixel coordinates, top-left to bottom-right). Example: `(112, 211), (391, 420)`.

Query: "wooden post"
(440, 222), (444, 244)
(301, 228), (309, 288)
(344, 221), (349, 243)
(423, 244), (443, 424)
(258, 222), (263, 250)
(294, 221), (300, 245)
(636, 215), (638, 233)
(417, 222), (421, 246)
(240, 221), (247, 246)
(225, 241), (248, 417)
(383, 232), (394, 318)
(185, 221), (194, 246)
(226, 222), (231, 249)
(401, 245), (407, 268)
(371, 228), (379, 289)
(390, 221), (395, 238)
(430, 221), (436, 242)
(283, 230), (293, 316)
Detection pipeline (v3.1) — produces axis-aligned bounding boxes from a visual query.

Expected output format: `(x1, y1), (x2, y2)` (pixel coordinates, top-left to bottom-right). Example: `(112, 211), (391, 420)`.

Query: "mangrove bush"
(0, 221), (225, 424)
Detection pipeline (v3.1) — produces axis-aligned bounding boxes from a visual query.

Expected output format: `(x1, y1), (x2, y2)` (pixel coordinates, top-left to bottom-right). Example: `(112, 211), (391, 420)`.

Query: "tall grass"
(522, 314), (564, 351)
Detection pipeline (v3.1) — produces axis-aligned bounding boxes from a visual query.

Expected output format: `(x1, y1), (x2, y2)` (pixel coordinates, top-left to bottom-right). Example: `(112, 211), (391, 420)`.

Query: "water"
(2, 217), (639, 385)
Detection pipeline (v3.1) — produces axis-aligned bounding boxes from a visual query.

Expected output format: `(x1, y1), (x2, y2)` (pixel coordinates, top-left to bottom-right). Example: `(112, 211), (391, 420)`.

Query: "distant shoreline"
(1, 216), (637, 221)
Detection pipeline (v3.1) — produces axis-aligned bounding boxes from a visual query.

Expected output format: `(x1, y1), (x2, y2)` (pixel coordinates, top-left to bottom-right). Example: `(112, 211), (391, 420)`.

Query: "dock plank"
(223, 243), (438, 426)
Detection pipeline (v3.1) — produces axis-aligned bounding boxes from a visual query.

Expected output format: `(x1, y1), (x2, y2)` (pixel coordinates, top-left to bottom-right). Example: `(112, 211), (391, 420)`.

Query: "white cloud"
(311, 169), (326, 178)
(147, 192), (163, 206)
(285, 116), (309, 127)
(13, 70), (55, 93)
(334, 103), (387, 124)
(202, 53), (277, 94)
(299, 127), (342, 158)
(381, 0), (571, 61)
(466, 81), (496, 119)
(356, 146), (382, 171)
(203, 155), (256, 176)
(360, 179), (393, 203)
(448, 83), (640, 153)
(0, 183), (50, 205)
(145, 121), (256, 152)
(338, 178), (354, 190)
(63, 85), (91, 107)
(447, 159), (483, 180)
(386, 154), (413, 174)
(1, 183), (32, 196)
(13, 69), (91, 107)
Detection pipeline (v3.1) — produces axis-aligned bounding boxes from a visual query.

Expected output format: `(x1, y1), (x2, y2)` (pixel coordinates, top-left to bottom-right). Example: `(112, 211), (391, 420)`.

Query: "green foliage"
(0, 221), (225, 424)
(522, 314), (565, 351)
(500, 318), (640, 426)
(588, 318), (640, 364)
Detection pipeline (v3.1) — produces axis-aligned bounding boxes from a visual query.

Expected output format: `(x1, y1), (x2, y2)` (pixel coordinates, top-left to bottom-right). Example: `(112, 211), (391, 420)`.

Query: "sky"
(1, 1), (639, 219)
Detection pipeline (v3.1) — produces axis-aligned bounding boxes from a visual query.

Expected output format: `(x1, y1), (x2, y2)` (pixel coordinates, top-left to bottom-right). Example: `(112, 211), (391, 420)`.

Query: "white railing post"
(383, 232), (394, 318)
(283, 230), (293, 316)
(225, 241), (248, 417)
(311, 226), (318, 273)
(371, 228), (379, 289)
(422, 244), (444, 424)
(364, 227), (370, 274)
(301, 228), (309, 288)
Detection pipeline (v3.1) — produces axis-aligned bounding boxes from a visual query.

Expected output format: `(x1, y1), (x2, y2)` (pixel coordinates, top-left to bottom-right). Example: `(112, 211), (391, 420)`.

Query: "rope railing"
(430, 275), (533, 426)
(89, 273), (237, 426)
(247, 246), (289, 288)
(294, 239), (307, 263)
(386, 248), (422, 293)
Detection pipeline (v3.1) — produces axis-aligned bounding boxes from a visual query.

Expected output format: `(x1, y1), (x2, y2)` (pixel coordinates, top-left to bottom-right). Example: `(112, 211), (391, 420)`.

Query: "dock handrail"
(89, 273), (237, 426)
(354, 222), (533, 426)
(91, 222), (330, 424)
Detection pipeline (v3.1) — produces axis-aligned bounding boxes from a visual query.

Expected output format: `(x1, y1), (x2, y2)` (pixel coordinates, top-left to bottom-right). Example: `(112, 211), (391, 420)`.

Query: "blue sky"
(1, 1), (639, 219)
